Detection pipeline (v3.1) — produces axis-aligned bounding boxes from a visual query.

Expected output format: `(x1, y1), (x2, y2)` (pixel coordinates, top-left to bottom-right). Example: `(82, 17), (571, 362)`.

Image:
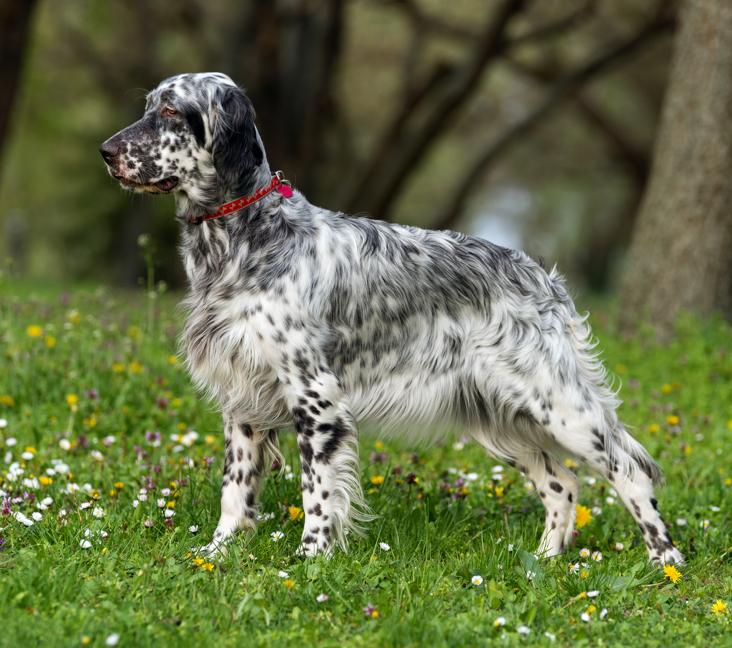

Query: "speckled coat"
(100, 73), (683, 565)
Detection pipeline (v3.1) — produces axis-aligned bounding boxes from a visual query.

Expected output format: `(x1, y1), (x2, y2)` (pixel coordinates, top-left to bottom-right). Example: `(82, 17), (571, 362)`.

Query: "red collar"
(189, 171), (293, 224)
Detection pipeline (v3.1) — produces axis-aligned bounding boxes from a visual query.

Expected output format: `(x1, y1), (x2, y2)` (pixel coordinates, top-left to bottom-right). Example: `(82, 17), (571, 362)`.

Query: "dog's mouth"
(114, 174), (179, 193)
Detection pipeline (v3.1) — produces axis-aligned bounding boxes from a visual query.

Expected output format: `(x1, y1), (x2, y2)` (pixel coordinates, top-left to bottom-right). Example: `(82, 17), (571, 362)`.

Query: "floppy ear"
(212, 86), (264, 190)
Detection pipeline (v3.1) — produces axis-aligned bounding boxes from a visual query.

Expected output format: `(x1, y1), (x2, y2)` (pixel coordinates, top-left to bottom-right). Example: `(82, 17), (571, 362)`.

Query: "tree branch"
(506, 56), (650, 183)
(432, 16), (673, 232)
(344, 0), (526, 216)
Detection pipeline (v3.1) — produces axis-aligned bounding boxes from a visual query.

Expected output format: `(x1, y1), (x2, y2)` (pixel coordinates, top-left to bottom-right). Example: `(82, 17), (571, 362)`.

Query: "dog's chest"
(181, 293), (284, 422)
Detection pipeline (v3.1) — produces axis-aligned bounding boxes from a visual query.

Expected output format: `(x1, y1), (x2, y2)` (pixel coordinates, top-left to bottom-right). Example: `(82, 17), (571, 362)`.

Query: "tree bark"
(620, 0), (732, 336)
(0, 0), (37, 179)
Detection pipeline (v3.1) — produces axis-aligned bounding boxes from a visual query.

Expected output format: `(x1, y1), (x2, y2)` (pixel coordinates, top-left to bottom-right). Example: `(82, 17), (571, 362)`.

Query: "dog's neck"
(175, 157), (280, 291)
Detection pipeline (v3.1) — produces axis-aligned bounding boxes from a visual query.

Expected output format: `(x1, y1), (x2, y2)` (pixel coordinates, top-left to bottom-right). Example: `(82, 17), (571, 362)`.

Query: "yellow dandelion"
(172, 397), (183, 408)
(44, 335), (57, 349)
(128, 360), (143, 374)
(494, 486), (504, 498)
(370, 475), (385, 486)
(711, 600), (727, 615)
(683, 445), (692, 456)
(26, 324), (43, 338)
(192, 557), (205, 566)
(24, 446), (36, 455)
(586, 604), (597, 615)
(727, 419), (732, 431)
(564, 458), (578, 469)
(205, 435), (216, 445)
(201, 562), (215, 572)
(374, 440), (384, 450)
(0, 395), (15, 407)
(176, 422), (187, 431)
(666, 415), (680, 426)
(109, 489), (117, 497)
(167, 355), (178, 365)
(648, 423), (660, 434)
(283, 579), (295, 589)
(84, 415), (97, 428)
(39, 475), (53, 486)
(65, 393), (78, 408)
(114, 481), (125, 489)
(370, 609), (380, 619)
(663, 564), (682, 584)
(288, 505), (303, 521)
(111, 362), (125, 374)
(724, 478), (732, 487)
(81, 636), (92, 646)
(166, 501), (176, 509)
(575, 505), (592, 529)
(580, 569), (589, 579)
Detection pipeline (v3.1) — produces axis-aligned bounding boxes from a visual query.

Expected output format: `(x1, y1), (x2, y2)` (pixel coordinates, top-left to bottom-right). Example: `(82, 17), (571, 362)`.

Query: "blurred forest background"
(1, 0), (731, 335)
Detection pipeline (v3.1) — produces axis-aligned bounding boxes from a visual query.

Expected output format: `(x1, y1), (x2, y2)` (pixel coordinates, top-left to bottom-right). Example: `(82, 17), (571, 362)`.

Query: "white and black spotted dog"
(100, 72), (682, 565)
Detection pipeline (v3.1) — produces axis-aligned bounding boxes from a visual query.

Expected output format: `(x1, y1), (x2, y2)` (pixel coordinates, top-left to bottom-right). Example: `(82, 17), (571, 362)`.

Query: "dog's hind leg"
(473, 431), (578, 558)
(522, 450), (579, 557)
(536, 392), (683, 565)
(199, 417), (278, 557)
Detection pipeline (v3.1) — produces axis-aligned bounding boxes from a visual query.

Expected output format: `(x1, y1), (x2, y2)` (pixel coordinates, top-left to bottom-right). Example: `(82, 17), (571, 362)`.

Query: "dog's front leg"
(285, 371), (366, 557)
(199, 416), (268, 557)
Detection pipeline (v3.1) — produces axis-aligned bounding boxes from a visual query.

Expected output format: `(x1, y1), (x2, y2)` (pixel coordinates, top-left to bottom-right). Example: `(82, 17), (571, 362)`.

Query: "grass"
(0, 280), (730, 647)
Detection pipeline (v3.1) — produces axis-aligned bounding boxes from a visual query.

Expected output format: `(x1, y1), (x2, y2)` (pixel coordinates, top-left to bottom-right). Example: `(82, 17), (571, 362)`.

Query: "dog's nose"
(99, 140), (120, 164)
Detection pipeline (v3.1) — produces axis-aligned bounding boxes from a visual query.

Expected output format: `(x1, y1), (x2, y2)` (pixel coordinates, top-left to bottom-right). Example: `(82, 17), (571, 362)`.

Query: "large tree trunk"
(0, 0), (37, 178)
(620, 0), (732, 336)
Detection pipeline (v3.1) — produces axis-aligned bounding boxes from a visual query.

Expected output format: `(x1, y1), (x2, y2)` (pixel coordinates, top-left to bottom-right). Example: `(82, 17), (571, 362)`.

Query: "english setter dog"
(100, 72), (682, 565)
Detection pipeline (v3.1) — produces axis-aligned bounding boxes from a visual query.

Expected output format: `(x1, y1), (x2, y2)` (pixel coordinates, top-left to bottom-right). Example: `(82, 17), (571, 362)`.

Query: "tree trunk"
(0, 0), (37, 178)
(620, 0), (732, 336)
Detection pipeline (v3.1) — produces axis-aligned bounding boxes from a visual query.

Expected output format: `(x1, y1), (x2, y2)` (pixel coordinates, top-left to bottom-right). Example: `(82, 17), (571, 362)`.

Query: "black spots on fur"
(240, 424), (253, 439)
(299, 438), (314, 466)
(245, 491), (255, 507)
(304, 389), (320, 399)
(321, 490), (329, 500)
(237, 447), (244, 462)
(630, 498), (641, 519)
(567, 492), (573, 503)
(302, 535), (317, 545)
(315, 416), (349, 463)
(539, 491), (546, 499)
(650, 498), (659, 511)
(549, 481), (563, 493)
(236, 469), (243, 484)
(590, 428), (605, 452)
(313, 503), (323, 516)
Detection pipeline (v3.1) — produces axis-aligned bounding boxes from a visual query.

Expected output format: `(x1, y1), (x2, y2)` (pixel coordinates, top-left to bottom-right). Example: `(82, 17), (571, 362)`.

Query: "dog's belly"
(182, 302), (289, 428)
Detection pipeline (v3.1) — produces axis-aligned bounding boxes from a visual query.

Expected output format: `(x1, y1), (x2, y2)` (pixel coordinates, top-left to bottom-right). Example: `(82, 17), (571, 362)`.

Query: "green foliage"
(0, 283), (730, 646)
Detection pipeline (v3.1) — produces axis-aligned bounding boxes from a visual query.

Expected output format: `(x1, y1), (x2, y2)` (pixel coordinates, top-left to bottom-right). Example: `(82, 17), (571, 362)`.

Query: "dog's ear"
(212, 86), (264, 189)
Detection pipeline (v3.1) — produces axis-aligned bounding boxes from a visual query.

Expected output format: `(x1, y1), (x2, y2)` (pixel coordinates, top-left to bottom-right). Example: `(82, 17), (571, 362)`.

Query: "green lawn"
(0, 282), (730, 647)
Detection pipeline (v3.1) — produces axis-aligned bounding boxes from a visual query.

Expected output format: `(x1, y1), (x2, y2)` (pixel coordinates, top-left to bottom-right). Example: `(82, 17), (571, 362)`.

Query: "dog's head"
(100, 72), (264, 203)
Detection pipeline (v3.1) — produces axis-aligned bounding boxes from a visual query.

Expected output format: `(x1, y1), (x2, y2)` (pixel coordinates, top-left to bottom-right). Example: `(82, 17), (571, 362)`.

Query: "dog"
(100, 72), (682, 565)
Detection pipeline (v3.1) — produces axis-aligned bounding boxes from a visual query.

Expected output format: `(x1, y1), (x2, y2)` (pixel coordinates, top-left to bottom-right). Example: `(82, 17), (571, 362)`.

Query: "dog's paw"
(652, 545), (685, 566)
(193, 538), (229, 560)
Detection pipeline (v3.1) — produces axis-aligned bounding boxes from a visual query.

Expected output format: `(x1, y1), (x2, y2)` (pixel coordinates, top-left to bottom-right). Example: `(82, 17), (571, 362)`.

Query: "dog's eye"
(162, 106), (178, 117)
